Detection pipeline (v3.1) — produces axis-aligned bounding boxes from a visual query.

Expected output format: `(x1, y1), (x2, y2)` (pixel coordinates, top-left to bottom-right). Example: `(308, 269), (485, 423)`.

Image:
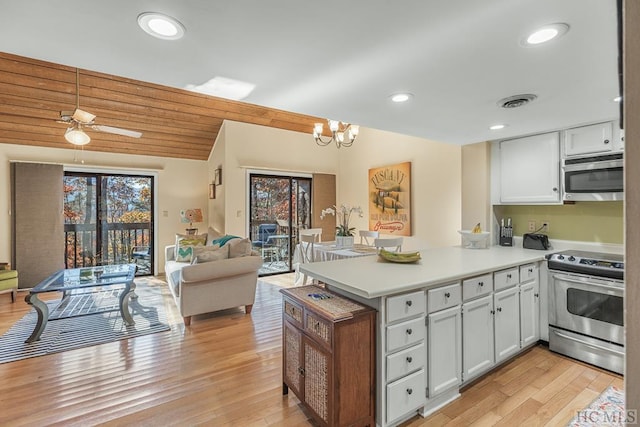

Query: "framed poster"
(209, 184), (216, 199)
(368, 161), (411, 236)
(214, 168), (222, 185)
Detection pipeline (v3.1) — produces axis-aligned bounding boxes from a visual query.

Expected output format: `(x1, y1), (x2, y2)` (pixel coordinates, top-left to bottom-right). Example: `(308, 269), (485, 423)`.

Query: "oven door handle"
(551, 273), (623, 292)
(553, 331), (625, 356)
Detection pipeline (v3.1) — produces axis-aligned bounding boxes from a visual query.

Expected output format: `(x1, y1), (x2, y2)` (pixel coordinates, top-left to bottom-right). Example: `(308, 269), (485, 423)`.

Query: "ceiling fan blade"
(91, 124), (143, 138)
(72, 108), (96, 124)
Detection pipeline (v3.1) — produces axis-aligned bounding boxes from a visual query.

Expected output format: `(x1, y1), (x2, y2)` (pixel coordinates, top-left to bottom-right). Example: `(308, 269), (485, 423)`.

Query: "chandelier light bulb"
(312, 119), (359, 148)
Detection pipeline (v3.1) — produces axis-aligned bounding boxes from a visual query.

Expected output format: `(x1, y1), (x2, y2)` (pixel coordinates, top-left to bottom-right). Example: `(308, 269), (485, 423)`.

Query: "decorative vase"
(336, 235), (354, 248)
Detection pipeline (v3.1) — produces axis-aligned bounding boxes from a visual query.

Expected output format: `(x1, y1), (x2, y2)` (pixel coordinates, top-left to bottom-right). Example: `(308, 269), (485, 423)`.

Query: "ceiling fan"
(58, 68), (143, 145)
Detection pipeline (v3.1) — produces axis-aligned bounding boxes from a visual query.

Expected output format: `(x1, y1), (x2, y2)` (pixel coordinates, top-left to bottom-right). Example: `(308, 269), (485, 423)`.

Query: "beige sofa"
(164, 241), (263, 325)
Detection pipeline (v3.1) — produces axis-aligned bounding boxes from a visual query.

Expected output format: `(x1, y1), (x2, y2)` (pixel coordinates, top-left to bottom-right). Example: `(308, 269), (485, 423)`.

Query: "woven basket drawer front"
(284, 298), (304, 326)
(305, 312), (332, 346)
(283, 323), (302, 393)
(304, 341), (329, 422)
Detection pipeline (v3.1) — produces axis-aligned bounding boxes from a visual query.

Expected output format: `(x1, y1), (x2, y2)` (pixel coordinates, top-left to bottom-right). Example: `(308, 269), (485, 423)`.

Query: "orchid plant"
(320, 204), (364, 237)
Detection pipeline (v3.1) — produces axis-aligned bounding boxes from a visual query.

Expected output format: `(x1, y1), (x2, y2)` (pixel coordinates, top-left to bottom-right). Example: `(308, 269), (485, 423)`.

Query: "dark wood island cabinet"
(281, 285), (376, 426)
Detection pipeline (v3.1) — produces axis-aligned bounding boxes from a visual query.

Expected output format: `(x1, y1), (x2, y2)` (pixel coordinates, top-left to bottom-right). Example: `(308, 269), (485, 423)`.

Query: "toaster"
(523, 233), (550, 250)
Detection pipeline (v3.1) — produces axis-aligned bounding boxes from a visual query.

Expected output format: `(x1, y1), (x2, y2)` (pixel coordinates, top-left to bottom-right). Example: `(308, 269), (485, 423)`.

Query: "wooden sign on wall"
(368, 161), (411, 236)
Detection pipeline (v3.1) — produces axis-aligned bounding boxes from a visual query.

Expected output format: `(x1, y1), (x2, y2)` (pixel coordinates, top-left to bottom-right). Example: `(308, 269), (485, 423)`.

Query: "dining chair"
(300, 228), (323, 242)
(251, 223), (279, 263)
(359, 230), (379, 246)
(374, 237), (403, 253)
(299, 234), (318, 285)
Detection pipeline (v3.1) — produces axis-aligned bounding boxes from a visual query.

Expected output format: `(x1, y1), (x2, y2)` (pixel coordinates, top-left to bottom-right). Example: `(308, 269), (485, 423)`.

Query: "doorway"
(249, 173), (312, 276)
(63, 172), (154, 276)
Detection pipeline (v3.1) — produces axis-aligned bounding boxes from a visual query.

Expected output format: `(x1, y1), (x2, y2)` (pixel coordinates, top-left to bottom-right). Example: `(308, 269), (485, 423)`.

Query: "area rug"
(567, 385), (627, 427)
(0, 282), (170, 364)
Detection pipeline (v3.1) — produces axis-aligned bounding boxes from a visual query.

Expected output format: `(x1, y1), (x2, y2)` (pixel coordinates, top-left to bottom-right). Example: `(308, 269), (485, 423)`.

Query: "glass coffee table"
(25, 264), (137, 343)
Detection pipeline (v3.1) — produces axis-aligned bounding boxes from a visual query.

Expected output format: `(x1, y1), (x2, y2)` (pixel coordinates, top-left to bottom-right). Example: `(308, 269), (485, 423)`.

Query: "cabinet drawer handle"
(497, 307), (502, 312)
(528, 268), (533, 273)
(406, 356), (413, 363)
(478, 281), (484, 287)
(507, 274), (512, 279)
(444, 292), (450, 298)
(604, 139), (610, 144)
(406, 300), (413, 307)
(314, 321), (321, 330)
(406, 388), (413, 395)
(491, 310), (495, 315)
(298, 367), (305, 376)
(534, 293), (539, 298)
(406, 328), (413, 335)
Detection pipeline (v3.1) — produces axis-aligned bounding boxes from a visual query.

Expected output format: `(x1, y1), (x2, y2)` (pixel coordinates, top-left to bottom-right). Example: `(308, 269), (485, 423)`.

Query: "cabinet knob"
(445, 292), (451, 298)
(534, 293), (539, 298)
(298, 367), (305, 376)
(406, 300), (413, 307)
(490, 310), (495, 315)
(528, 268), (533, 273)
(507, 274), (512, 279)
(314, 321), (320, 330)
(552, 187), (558, 192)
(478, 281), (484, 287)
(604, 139), (610, 144)
(497, 307), (502, 312)
(406, 388), (413, 395)
(406, 328), (413, 335)
(406, 356), (413, 363)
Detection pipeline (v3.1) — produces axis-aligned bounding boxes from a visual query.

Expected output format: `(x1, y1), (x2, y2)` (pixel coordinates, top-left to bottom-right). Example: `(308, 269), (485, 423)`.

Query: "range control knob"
(557, 255), (565, 260)
(568, 256), (576, 261)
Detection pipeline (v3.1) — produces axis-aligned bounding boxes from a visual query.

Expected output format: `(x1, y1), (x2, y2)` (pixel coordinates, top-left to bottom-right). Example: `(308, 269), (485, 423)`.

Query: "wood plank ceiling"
(0, 52), (325, 160)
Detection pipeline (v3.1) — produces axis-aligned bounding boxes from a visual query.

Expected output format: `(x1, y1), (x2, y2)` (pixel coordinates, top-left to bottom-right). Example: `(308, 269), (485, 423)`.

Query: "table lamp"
(180, 208), (203, 235)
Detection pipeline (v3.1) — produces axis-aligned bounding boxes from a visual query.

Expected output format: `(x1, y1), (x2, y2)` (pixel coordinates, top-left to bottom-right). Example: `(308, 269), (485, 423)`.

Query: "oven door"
(549, 271), (624, 345)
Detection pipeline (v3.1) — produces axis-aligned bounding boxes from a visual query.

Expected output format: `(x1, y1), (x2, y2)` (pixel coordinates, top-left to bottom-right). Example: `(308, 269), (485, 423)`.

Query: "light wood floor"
(0, 273), (622, 426)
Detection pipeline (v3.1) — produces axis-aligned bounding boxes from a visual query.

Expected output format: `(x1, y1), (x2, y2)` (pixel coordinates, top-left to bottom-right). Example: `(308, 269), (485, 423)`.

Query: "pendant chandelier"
(313, 119), (359, 148)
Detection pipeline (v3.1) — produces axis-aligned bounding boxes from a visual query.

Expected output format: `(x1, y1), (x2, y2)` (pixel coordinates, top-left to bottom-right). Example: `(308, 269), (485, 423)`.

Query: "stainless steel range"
(546, 250), (624, 374)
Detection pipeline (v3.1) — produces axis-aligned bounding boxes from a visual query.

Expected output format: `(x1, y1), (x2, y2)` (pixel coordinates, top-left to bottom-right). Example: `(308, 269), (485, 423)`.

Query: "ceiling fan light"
(65, 127), (91, 145)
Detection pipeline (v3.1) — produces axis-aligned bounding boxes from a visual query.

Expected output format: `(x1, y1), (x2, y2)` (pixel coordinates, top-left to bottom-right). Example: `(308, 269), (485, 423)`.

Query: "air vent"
(497, 94), (537, 109)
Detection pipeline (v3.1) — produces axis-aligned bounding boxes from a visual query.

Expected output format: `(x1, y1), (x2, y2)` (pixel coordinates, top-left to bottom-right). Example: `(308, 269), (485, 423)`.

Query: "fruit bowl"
(458, 230), (490, 249)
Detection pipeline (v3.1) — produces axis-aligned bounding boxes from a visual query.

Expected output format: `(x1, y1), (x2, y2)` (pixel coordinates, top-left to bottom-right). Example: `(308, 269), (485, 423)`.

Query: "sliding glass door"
(249, 174), (311, 276)
(63, 172), (154, 276)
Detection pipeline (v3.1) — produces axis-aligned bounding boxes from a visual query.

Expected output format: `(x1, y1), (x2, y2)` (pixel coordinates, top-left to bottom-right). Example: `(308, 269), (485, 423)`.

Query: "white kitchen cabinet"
(428, 305), (462, 397)
(563, 122), (615, 157)
(499, 132), (561, 204)
(462, 294), (495, 381)
(494, 286), (521, 363)
(520, 281), (540, 347)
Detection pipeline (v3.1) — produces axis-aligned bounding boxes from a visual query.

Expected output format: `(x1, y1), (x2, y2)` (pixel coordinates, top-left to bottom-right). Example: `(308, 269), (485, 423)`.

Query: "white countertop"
(299, 245), (554, 299)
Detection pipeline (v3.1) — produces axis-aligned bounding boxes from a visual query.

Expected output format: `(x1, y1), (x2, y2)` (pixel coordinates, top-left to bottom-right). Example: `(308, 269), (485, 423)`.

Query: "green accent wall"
(494, 202), (623, 244)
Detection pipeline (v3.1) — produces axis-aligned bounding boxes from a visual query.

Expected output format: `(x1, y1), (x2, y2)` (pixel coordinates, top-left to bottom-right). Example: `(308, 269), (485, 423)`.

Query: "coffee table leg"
(25, 293), (49, 343)
(119, 281), (136, 325)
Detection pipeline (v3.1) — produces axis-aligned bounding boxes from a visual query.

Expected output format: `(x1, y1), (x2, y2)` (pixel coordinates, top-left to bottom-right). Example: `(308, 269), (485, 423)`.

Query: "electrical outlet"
(541, 221), (549, 232)
(528, 220), (536, 232)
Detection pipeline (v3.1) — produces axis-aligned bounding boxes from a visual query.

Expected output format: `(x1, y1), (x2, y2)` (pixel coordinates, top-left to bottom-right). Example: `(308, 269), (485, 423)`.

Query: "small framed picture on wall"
(209, 184), (216, 199)
(214, 168), (222, 185)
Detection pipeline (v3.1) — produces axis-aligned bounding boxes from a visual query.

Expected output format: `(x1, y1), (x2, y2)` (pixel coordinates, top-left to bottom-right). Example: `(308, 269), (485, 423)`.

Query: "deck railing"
(64, 222), (151, 272)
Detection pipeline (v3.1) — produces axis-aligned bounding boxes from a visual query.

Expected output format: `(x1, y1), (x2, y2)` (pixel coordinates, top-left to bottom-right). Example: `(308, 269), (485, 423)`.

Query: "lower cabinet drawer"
(462, 274), (493, 301)
(427, 282), (461, 313)
(386, 369), (425, 423)
(387, 342), (425, 382)
(386, 317), (426, 353)
(494, 267), (519, 291)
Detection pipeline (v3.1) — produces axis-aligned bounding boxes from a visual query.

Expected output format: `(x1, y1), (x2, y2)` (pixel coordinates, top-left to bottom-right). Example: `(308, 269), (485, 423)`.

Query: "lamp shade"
(65, 127), (91, 145)
(180, 208), (203, 224)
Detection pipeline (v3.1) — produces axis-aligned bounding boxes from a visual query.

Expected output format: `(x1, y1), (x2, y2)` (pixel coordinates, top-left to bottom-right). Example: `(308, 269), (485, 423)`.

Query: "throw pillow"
(228, 238), (253, 258)
(206, 227), (224, 246)
(192, 245), (229, 264)
(175, 236), (206, 262)
(211, 234), (241, 247)
(175, 233), (207, 250)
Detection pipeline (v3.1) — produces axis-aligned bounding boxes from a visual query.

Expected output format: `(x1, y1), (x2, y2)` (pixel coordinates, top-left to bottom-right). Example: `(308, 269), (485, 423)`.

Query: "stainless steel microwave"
(562, 153), (623, 201)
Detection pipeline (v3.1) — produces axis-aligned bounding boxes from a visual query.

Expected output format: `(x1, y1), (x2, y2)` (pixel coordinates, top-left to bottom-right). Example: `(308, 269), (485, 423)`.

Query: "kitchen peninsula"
(299, 245), (550, 427)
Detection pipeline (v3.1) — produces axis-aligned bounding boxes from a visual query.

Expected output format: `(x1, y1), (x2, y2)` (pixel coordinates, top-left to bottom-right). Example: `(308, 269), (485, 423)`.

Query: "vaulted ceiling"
(0, 52), (324, 160)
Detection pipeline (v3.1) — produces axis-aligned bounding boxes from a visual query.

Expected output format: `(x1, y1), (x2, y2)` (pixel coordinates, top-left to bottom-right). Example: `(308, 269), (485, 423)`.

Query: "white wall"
(0, 143), (209, 272)
(217, 121), (462, 249)
(208, 121), (227, 234)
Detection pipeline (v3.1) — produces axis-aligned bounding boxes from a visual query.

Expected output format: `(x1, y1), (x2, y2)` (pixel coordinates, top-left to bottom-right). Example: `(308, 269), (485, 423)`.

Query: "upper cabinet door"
(563, 122), (615, 157)
(499, 132), (561, 204)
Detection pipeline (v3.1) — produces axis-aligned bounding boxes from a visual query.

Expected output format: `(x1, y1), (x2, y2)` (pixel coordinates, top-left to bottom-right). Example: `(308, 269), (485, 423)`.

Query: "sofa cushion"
(192, 245), (228, 264)
(228, 238), (253, 258)
(211, 234), (241, 247)
(176, 236), (206, 262)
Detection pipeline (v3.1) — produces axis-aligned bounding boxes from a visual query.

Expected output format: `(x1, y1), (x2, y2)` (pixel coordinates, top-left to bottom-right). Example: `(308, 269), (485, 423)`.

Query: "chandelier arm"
(314, 135), (333, 146)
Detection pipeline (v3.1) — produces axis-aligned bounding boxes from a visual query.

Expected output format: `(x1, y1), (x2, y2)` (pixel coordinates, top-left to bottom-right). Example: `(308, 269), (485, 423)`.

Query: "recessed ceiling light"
(489, 124), (506, 130)
(522, 23), (569, 46)
(390, 93), (413, 103)
(138, 13), (185, 40)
